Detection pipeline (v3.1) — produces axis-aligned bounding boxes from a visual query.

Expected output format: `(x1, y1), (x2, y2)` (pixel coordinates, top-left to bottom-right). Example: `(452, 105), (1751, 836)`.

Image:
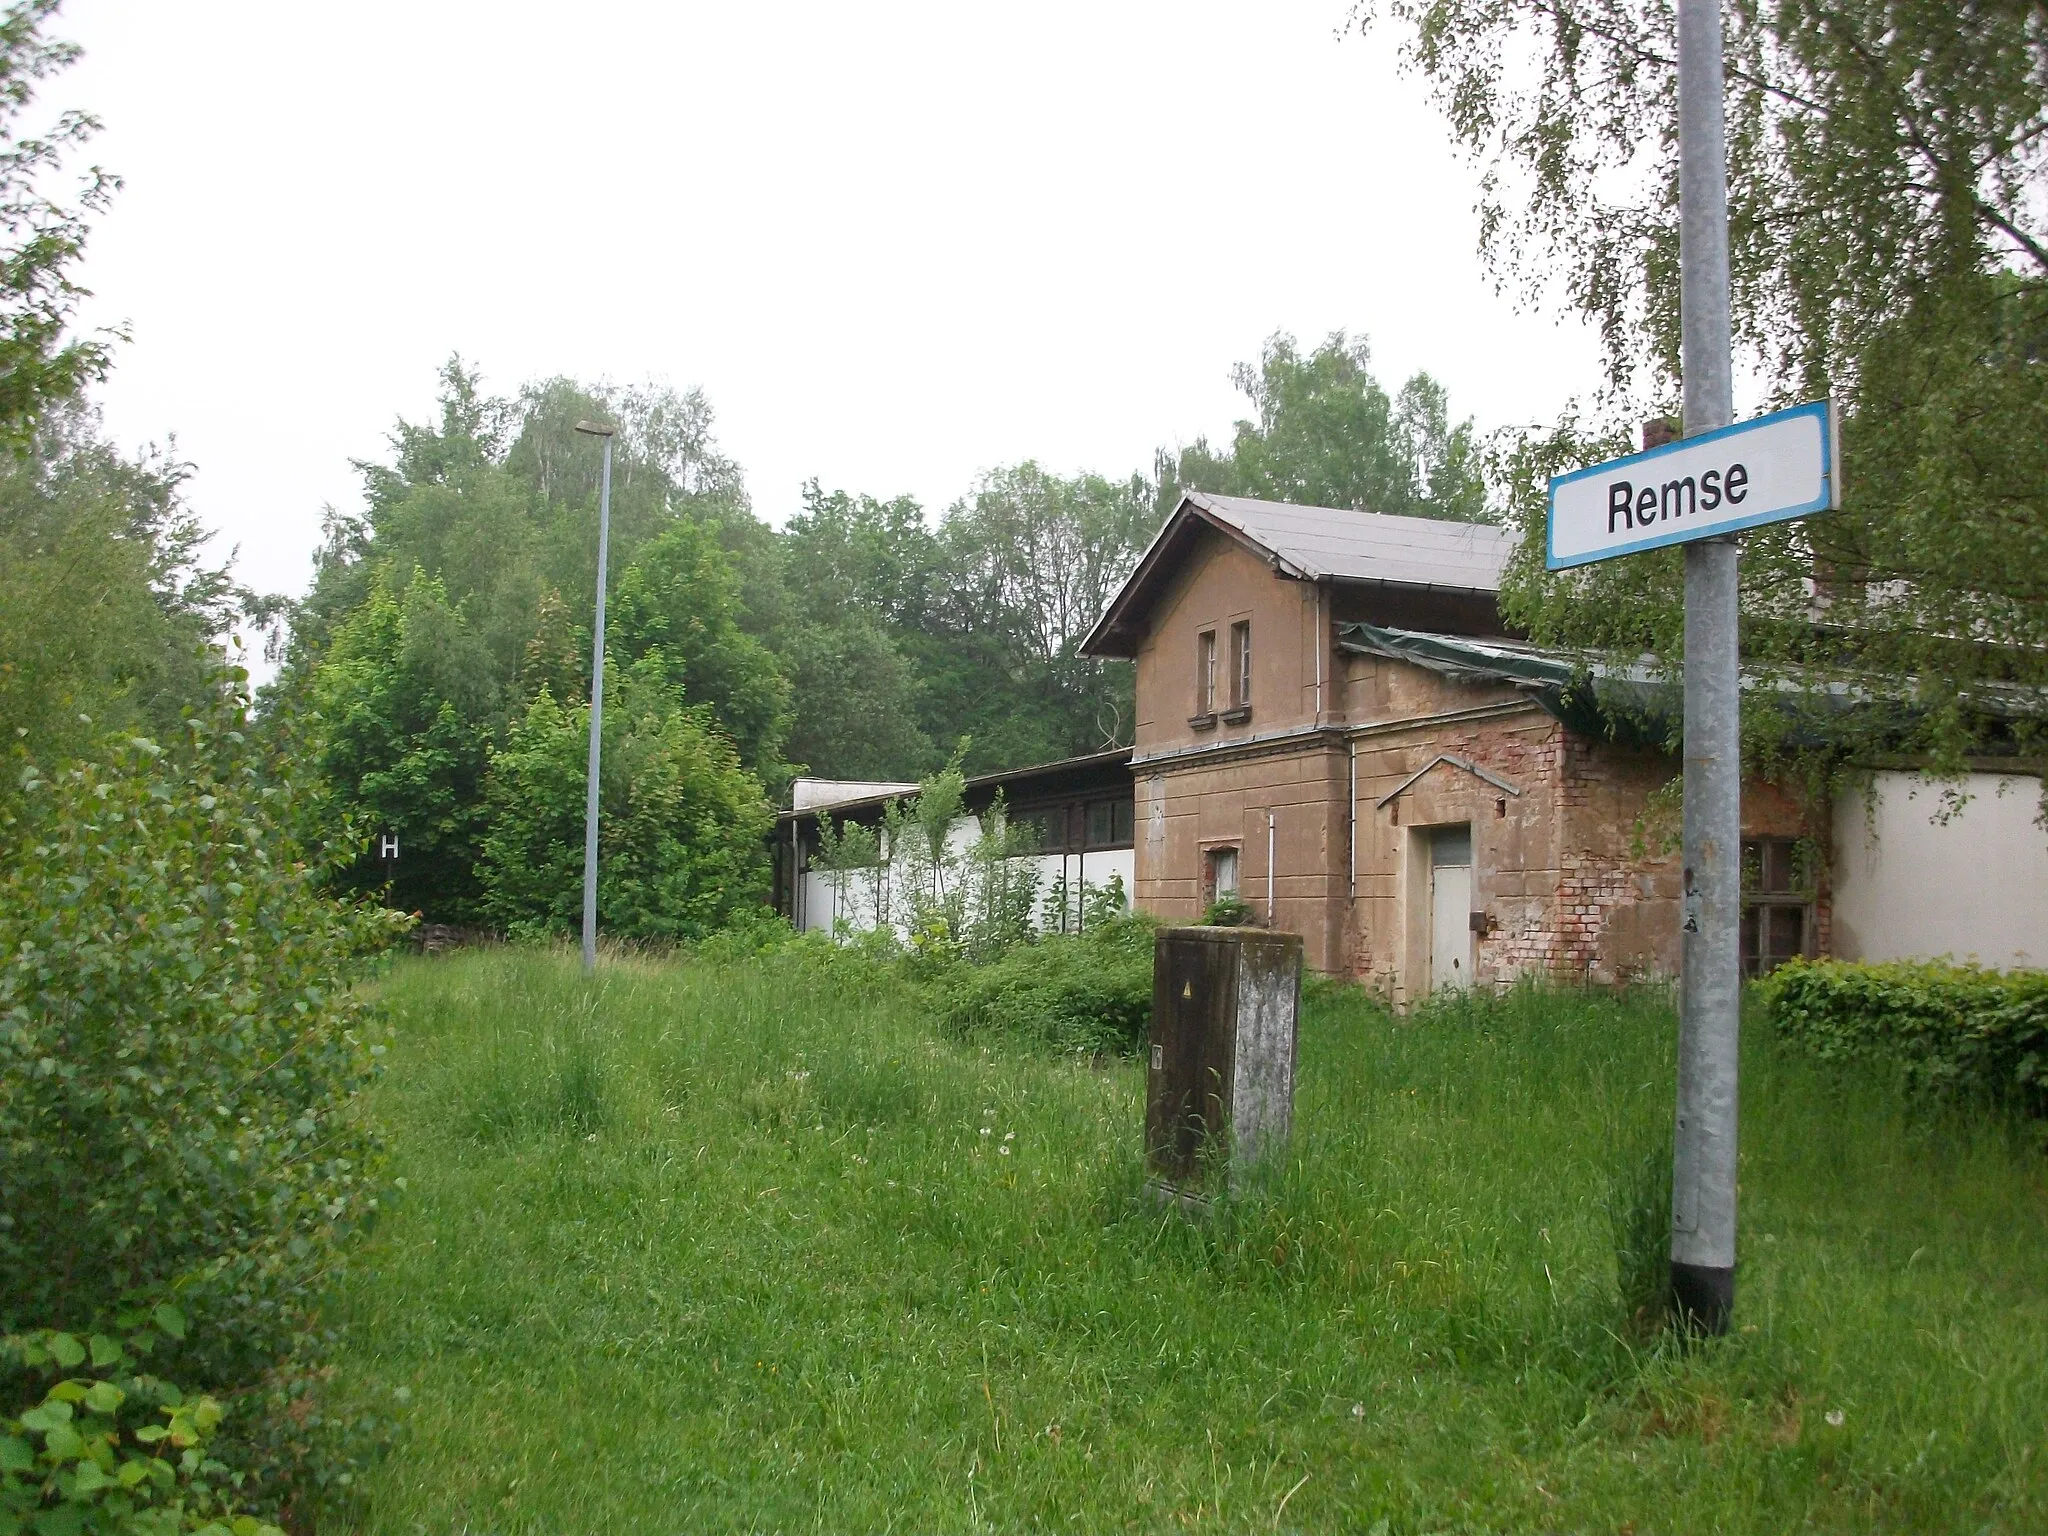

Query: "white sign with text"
(1547, 400), (1839, 570)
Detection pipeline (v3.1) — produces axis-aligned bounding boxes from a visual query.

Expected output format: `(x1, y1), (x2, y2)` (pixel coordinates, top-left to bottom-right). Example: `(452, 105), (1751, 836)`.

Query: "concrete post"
(1145, 927), (1301, 1201)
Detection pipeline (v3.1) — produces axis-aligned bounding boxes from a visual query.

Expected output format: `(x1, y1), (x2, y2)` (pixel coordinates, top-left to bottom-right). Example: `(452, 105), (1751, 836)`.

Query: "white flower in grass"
(1825, 1409), (1845, 1427)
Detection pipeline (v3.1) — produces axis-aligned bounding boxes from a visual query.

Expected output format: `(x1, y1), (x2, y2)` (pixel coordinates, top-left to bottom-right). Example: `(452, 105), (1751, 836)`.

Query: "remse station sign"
(1547, 399), (1840, 570)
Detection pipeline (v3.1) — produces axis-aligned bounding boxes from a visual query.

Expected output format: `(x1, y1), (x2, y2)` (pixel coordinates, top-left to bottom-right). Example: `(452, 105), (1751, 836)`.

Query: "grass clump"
(332, 950), (2048, 1533)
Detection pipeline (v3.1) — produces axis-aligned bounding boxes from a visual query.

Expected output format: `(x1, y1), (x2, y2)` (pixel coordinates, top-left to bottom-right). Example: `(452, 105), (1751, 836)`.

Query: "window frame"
(1203, 845), (1240, 904)
(1738, 835), (1815, 977)
(1230, 619), (1251, 708)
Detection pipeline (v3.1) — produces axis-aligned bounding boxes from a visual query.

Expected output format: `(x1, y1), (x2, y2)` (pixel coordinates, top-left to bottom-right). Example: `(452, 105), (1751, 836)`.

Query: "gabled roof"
(1080, 491), (1514, 658)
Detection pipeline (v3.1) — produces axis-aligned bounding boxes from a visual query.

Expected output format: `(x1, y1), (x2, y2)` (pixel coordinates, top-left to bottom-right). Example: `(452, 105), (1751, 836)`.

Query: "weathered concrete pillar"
(1145, 926), (1302, 1200)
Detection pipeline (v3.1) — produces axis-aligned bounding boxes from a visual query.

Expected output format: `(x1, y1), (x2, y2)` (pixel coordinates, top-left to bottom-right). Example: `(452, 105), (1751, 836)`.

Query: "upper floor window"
(1230, 620), (1252, 707)
(1197, 630), (1218, 715)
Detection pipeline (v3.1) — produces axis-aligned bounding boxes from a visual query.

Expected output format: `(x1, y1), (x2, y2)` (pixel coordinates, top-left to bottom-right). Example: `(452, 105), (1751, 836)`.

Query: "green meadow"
(329, 948), (2048, 1533)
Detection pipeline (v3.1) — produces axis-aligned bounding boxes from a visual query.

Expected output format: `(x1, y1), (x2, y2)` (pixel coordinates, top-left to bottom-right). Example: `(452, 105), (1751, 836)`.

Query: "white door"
(1431, 861), (1473, 991)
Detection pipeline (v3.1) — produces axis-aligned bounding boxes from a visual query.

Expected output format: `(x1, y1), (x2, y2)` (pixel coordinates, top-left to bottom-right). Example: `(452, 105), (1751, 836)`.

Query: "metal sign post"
(1539, 0), (1839, 1335)
(1671, 0), (1741, 1339)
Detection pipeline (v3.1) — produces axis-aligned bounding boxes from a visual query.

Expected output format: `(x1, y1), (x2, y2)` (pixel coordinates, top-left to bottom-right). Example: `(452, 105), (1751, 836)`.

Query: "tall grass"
(331, 949), (2048, 1532)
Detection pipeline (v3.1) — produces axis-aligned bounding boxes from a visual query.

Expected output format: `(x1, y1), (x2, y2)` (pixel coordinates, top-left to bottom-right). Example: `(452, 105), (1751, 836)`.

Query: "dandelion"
(1825, 1409), (1845, 1427)
(1004, 1130), (1015, 1142)
(999, 1145), (1011, 1156)
(1351, 1403), (1366, 1419)
(980, 1127), (991, 1137)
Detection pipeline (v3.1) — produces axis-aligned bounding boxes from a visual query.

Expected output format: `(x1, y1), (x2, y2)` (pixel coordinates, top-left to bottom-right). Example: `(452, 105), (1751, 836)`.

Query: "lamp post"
(574, 419), (616, 975)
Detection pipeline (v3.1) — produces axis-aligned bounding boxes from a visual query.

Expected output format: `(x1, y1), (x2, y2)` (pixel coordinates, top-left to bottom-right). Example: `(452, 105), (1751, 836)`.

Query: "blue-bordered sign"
(1546, 399), (1840, 570)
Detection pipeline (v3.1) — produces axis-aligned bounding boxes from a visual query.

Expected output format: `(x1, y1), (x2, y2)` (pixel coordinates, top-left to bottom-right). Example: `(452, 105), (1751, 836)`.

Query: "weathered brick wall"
(1341, 647), (1567, 999)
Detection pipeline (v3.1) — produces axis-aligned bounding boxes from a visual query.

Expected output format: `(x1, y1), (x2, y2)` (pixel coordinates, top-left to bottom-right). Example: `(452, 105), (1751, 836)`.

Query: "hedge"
(1762, 958), (2048, 1112)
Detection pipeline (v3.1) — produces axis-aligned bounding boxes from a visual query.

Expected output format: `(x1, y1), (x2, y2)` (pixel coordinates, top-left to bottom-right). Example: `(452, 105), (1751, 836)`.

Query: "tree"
(289, 362), (796, 921)
(0, 1), (118, 449)
(775, 613), (933, 781)
(609, 518), (792, 777)
(309, 569), (498, 920)
(931, 463), (1153, 769)
(0, 404), (245, 767)
(1358, 0), (2048, 778)
(1155, 331), (1489, 522)
(477, 660), (772, 942)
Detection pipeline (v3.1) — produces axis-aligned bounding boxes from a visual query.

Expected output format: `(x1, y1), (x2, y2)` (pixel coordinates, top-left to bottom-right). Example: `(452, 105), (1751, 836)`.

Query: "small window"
(1197, 630), (1217, 714)
(1017, 807), (1066, 852)
(1740, 836), (1814, 977)
(1231, 620), (1252, 707)
(1204, 846), (1240, 902)
(1086, 798), (1134, 849)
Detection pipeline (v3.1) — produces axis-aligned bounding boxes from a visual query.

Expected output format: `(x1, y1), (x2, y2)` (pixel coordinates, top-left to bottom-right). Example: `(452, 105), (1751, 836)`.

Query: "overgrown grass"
(328, 948), (2048, 1532)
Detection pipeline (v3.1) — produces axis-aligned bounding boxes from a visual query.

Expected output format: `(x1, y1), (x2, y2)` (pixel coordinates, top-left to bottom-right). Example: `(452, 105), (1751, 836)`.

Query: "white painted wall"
(1832, 771), (2048, 968)
(795, 813), (1134, 939)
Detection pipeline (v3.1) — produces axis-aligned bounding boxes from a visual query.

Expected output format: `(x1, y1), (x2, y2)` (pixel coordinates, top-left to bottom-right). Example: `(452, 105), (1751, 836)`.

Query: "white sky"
(61, 0), (1604, 603)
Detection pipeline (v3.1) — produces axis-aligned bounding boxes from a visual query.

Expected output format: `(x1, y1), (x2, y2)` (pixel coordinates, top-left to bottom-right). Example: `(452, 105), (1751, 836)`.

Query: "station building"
(778, 490), (2047, 992)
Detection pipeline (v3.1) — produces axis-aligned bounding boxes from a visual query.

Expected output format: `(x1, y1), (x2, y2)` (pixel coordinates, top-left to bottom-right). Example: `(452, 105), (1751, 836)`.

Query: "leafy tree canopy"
(0, 404), (250, 767)
(0, 0), (117, 449)
(1156, 330), (1488, 523)
(1355, 0), (2048, 779)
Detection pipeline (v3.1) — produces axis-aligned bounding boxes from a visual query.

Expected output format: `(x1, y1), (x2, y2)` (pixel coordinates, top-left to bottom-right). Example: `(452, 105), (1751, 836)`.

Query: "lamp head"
(574, 420), (617, 437)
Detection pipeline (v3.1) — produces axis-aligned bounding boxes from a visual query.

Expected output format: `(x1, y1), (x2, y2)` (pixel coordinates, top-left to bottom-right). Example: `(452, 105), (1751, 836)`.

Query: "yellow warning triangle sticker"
(1181, 980), (1193, 999)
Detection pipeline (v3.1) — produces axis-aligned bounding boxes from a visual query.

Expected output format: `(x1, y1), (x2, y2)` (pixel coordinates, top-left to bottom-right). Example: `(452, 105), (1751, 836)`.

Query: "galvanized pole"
(577, 422), (616, 975)
(1672, 0), (1740, 1333)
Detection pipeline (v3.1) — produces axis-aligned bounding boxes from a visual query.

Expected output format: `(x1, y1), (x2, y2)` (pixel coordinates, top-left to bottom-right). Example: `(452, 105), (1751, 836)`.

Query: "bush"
(1763, 958), (2048, 1111)
(2, 1314), (285, 1536)
(0, 712), (410, 1520)
(1201, 896), (1253, 926)
(933, 915), (1156, 1054)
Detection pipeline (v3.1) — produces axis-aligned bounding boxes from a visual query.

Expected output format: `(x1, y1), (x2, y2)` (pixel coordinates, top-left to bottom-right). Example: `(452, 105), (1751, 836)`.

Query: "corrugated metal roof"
(1187, 492), (1513, 588)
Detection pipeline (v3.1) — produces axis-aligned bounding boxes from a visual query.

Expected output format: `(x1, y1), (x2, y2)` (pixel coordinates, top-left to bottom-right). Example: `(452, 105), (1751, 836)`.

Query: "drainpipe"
(1267, 810), (1276, 926)
(1348, 741), (1357, 900)
(1313, 585), (1323, 723)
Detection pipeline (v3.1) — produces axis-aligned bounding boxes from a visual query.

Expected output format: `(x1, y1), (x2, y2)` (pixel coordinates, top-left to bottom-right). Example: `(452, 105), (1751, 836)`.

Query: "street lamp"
(574, 419), (616, 974)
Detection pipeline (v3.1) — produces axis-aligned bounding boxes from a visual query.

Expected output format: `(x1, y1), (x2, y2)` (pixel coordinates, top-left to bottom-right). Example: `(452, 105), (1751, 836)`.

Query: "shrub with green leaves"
(0, 712), (409, 1522)
(0, 721), (404, 1363)
(1763, 958), (2048, 1112)
(933, 915), (1156, 1054)
(1, 1312), (285, 1536)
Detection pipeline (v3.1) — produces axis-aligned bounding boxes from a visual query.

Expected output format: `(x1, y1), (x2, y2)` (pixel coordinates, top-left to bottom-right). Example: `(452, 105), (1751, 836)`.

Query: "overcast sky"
(60, 0), (1604, 603)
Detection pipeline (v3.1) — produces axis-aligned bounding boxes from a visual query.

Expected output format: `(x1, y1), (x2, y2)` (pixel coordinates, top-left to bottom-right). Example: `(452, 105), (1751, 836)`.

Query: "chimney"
(1642, 417), (1681, 451)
